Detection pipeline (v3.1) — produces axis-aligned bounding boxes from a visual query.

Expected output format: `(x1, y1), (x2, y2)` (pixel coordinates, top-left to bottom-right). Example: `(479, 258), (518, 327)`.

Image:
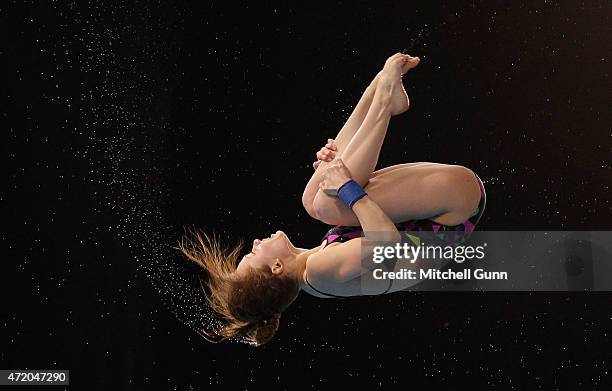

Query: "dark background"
(3, 1), (611, 390)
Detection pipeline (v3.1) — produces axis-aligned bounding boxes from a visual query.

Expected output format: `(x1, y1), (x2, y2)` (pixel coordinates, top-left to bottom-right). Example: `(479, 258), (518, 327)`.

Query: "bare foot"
(379, 53), (420, 116)
(392, 55), (420, 115)
(401, 54), (420, 75)
(390, 75), (410, 116)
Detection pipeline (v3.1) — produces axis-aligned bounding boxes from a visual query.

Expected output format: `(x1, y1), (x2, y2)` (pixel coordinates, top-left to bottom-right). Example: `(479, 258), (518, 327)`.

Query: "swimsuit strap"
(304, 274), (349, 298)
(304, 273), (393, 298)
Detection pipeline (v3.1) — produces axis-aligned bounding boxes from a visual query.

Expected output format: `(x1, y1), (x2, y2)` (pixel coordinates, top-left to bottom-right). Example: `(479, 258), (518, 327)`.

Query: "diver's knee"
(301, 190), (320, 220)
(312, 196), (339, 225)
(303, 200), (319, 220)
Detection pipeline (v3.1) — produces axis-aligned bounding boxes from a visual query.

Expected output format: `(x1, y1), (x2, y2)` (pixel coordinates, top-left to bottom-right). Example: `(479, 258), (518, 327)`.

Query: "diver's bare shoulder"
(302, 238), (388, 298)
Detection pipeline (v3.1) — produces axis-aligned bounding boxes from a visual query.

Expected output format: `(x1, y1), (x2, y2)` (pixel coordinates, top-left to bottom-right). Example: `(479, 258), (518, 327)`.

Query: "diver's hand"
(313, 139), (337, 170)
(318, 158), (352, 196)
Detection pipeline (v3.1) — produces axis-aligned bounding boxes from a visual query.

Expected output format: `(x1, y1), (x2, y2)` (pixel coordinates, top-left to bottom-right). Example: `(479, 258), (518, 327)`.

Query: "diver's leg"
(316, 163), (482, 227)
(312, 54), (418, 222)
(311, 74), (394, 223)
(370, 162), (436, 177)
(324, 54), (418, 186)
(310, 55), (480, 226)
(302, 73), (380, 217)
(336, 80), (393, 186)
(304, 53), (417, 220)
(331, 72), (381, 153)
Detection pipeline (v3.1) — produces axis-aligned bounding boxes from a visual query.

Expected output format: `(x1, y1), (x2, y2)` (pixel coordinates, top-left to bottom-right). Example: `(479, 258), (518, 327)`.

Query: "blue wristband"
(337, 179), (367, 208)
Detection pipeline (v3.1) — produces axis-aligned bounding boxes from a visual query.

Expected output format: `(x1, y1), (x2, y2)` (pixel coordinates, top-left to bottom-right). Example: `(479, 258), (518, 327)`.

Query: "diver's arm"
(350, 196), (401, 243)
(306, 186), (400, 284)
(317, 158), (400, 241)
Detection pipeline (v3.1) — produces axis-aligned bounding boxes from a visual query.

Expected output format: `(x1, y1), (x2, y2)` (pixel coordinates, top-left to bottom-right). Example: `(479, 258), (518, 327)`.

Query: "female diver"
(179, 53), (486, 346)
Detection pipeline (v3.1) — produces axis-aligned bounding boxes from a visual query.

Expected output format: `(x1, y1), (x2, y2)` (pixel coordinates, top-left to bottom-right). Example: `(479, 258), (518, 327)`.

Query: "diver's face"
(236, 231), (296, 275)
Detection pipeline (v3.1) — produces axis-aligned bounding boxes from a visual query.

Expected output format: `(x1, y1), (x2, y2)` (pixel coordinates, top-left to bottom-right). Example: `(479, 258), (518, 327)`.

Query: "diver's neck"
(293, 244), (325, 286)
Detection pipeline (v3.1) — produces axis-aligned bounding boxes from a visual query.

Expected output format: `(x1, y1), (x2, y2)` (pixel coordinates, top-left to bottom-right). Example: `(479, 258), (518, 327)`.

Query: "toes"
(385, 52), (405, 66)
(402, 54), (420, 63)
(401, 56), (420, 73)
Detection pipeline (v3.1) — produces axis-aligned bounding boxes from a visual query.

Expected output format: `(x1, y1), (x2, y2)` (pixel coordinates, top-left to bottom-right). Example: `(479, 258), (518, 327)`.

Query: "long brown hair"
(178, 228), (300, 346)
